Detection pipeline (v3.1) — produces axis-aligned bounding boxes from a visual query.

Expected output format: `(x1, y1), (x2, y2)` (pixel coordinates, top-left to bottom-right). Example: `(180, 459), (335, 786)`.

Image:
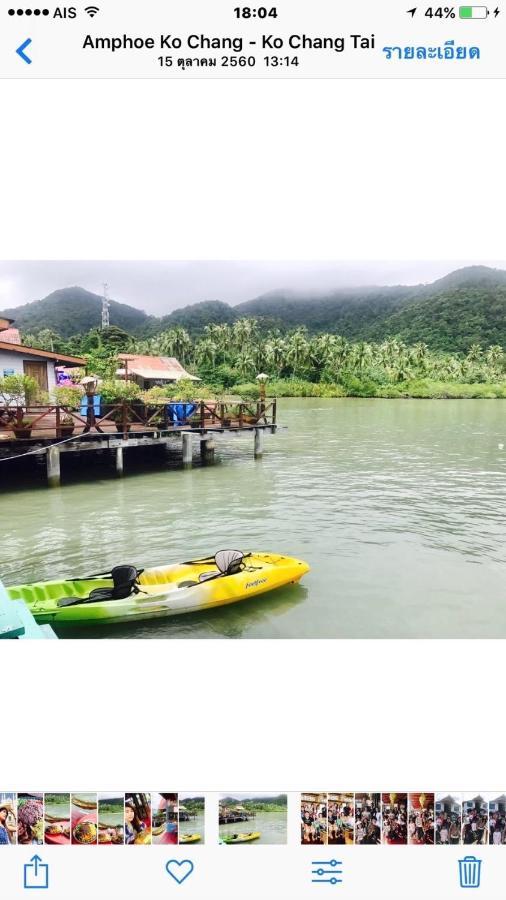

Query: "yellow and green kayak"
(222, 832), (261, 844)
(179, 834), (201, 844)
(5, 551), (309, 628)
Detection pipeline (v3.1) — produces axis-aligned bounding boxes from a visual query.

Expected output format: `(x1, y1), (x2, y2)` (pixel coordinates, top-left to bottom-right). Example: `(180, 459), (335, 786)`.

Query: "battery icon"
(459, 6), (489, 16)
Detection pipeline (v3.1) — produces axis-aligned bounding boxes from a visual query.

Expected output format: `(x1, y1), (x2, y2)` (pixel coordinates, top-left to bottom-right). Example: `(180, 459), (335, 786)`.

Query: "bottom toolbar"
(0, 846), (503, 898)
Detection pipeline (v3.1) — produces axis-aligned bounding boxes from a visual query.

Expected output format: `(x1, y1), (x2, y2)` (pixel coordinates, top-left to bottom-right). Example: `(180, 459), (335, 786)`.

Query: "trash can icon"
(459, 856), (482, 889)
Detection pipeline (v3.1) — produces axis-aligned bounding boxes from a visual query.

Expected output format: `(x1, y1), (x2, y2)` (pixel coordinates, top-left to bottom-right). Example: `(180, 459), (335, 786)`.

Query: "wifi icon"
(85, 5), (99, 15)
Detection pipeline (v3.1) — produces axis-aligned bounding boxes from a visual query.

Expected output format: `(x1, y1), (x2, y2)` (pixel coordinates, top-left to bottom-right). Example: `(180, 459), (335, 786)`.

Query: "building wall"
(0, 349), (56, 393)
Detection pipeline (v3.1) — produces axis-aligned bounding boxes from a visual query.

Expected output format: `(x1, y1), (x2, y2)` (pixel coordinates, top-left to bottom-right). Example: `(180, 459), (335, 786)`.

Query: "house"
(0, 317), (85, 396)
(117, 353), (199, 390)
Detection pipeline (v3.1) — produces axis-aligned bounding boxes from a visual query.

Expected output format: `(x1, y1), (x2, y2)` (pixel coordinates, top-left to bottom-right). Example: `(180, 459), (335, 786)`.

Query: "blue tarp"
(80, 394), (101, 417)
(167, 402), (197, 425)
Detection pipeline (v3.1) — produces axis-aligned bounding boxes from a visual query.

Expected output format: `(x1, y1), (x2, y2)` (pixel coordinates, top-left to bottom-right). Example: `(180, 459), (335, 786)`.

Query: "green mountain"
(147, 300), (237, 335)
(4, 266), (506, 353)
(1, 286), (150, 338)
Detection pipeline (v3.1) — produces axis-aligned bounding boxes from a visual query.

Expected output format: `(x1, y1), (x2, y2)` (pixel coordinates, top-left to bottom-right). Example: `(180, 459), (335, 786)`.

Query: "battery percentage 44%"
(424, 6), (456, 16)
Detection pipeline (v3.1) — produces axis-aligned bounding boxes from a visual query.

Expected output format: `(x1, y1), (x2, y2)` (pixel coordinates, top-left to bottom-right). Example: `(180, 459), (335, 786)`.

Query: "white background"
(0, 78), (505, 794)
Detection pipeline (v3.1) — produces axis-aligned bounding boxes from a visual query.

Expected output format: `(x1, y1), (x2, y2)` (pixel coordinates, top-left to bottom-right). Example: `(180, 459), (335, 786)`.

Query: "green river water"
(1, 398), (505, 639)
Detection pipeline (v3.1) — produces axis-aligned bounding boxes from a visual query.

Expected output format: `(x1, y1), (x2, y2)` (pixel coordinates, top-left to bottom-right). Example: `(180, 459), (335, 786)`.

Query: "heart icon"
(165, 859), (194, 885)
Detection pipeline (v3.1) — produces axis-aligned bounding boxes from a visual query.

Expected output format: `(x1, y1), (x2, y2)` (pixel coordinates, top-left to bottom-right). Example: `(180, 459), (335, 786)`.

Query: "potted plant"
(98, 380), (141, 432)
(12, 419), (33, 439)
(59, 414), (76, 438)
(53, 385), (82, 437)
(110, 406), (133, 433)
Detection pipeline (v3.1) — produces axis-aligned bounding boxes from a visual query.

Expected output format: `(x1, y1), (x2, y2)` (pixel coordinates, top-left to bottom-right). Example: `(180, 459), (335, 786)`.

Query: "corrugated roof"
(0, 328), (21, 344)
(117, 354), (199, 381)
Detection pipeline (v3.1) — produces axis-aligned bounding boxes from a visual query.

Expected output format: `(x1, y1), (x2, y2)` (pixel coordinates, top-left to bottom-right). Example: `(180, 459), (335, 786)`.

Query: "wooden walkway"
(0, 400), (279, 486)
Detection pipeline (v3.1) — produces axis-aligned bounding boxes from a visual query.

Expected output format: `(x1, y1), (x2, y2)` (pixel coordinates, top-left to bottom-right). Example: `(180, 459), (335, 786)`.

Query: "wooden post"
(115, 445), (124, 476)
(254, 427), (264, 459)
(200, 436), (216, 465)
(55, 404), (61, 439)
(47, 444), (61, 487)
(182, 432), (193, 469)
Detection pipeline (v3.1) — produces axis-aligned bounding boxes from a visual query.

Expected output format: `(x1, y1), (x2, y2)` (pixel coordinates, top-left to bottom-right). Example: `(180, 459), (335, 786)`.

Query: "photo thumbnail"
(462, 794), (488, 845)
(486, 793), (506, 846)
(220, 793), (287, 845)
(44, 793), (71, 845)
(354, 793), (381, 845)
(0, 793), (17, 845)
(71, 794), (98, 845)
(152, 793), (178, 845)
(98, 794), (124, 845)
(301, 793), (327, 845)
(125, 793), (152, 845)
(408, 793), (434, 845)
(17, 793), (43, 845)
(328, 793), (354, 845)
(179, 795), (205, 845)
(382, 794), (407, 845)
(435, 793), (462, 845)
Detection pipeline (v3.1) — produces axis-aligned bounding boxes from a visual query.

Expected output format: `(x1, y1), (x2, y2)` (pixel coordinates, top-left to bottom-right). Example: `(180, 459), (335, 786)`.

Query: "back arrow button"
(16, 38), (32, 64)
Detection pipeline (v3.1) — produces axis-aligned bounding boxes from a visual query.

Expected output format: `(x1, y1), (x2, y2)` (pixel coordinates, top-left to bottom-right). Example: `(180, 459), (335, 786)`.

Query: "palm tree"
(286, 328), (309, 376)
(195, 338), (217, 368)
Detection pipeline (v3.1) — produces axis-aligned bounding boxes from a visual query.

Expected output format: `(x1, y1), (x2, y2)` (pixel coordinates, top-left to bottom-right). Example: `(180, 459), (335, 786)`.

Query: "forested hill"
(3, 266), (506, 352)
(362, 285), (506, 352)
(0, 286), (151, 338)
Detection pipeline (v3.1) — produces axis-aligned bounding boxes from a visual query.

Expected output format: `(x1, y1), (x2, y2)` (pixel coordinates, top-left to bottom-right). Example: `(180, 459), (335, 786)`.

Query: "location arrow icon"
(407, 7), (417, 15)
(16, 38), (32, 64)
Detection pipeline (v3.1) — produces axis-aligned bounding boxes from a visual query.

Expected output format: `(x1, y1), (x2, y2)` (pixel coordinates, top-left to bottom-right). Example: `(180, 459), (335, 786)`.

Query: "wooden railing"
(0, 399), (277, 439)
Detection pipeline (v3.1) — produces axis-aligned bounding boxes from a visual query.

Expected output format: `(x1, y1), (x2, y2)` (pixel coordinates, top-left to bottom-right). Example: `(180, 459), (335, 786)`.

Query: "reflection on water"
(1, 398), (506, 638)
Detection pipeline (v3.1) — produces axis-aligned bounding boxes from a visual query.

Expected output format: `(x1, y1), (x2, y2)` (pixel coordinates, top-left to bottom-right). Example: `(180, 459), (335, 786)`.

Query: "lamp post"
(81, 374), (98, 433)
(256, 372), (268, 418)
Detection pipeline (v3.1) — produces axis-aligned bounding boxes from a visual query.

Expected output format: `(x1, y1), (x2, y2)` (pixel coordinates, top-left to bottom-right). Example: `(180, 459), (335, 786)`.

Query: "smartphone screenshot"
(1, 1), (505, 897)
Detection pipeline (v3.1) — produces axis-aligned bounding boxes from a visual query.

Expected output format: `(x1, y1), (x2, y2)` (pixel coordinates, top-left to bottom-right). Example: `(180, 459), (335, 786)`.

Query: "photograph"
(124, 793), (152, 845)
(486, 794), (506, 845)
(98, 794), (124, 845)
(17, 793), (44, 845)
(462, 794), (488, 845)
(178, 794), (205, 845)
(220, 793), (287, 845)
(152, 793), (178, 845)
(44, 793), (71, 845)
(354, 793), (381, 845)
(408, 793), (434, 845)
(381, 794), (408, 845)
(301, 793), (327, 845)
(0, 793), (17, 845)
(435, 793), (462, 845)
(71, 794), (98, 846)
(2, 260), (506, 641)
(328, 793), (354, 845)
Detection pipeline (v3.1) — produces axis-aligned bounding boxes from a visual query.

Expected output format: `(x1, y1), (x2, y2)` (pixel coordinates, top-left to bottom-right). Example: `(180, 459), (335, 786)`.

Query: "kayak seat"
(177, 550), (246, 589)
(57, 565), (142, 608)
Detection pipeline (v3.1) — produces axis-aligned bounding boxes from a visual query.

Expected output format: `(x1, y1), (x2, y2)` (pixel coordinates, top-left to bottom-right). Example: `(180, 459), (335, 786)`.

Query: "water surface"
(1, 398), (505, 638)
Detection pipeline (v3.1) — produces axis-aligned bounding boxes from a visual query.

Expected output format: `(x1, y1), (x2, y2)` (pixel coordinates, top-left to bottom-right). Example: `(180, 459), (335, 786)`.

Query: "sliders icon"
(311, 858), (343, 886)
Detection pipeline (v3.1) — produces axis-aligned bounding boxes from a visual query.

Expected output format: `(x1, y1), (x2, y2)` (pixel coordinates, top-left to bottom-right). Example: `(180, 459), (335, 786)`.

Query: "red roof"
(0, 328), (21, 344)
(117, 354), (198, 381)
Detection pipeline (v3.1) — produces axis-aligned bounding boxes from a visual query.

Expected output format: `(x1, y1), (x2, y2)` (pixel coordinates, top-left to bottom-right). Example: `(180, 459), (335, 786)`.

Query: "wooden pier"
(0, 399), (278, 488)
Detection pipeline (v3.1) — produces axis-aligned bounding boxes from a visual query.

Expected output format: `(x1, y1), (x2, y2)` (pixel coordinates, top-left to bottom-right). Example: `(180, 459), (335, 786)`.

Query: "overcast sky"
(1, 260), (505, 316)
